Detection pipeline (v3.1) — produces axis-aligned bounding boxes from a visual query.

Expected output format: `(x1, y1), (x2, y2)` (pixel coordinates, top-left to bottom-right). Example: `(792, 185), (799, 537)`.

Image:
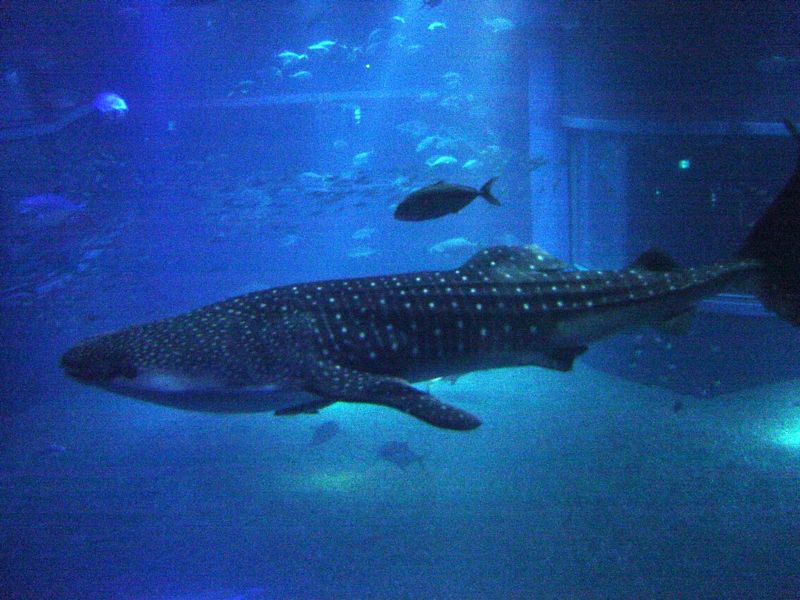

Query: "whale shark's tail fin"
(738, 119), (800, 324)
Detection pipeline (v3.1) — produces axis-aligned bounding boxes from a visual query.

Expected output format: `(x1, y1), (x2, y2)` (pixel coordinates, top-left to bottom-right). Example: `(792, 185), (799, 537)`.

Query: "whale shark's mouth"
(62, 345), (231, 395)
(61, 340), (306, 413)
(60, 343), (138, 384)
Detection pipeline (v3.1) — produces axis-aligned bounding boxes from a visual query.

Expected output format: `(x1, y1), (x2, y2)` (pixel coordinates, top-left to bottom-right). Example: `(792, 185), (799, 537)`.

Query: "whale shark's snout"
(59, 319), (319, 415)
(60, 339), (138, 384)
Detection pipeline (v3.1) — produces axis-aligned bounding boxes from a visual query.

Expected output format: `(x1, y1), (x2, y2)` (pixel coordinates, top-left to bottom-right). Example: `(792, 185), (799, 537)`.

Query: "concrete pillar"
(527, 38), (570, 262)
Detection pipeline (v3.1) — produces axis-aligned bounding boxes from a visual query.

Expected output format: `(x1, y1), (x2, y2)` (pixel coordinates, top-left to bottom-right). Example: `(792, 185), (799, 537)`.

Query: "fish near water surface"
(394, 178), (501, 221)
(61, 122), (800, 431)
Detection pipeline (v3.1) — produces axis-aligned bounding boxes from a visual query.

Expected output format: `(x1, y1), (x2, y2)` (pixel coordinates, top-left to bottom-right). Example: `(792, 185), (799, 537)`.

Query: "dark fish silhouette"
(60, 121), (800, 430)
(422, 0), (444, 7)
(378, 441), (423, 469)
(394, 178), (501, 221)
(310, 420), (340, 446)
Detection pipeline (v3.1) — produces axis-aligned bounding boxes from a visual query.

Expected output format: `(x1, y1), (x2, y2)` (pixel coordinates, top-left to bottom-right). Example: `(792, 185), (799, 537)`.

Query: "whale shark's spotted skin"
(58, 120), (800, 430)
(61, 245), (763, 430)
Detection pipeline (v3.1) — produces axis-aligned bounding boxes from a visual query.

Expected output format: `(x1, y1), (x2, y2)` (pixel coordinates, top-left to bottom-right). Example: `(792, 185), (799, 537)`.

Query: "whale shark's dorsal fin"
(536, 346), (588, 371)
(459, 245), (568, 282)
(629, 249), (681, 272)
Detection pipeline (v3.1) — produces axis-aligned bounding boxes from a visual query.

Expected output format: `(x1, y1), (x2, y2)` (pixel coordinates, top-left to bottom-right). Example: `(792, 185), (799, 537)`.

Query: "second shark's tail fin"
(479, 177), (501, 206)
(738, 119), (800, 324)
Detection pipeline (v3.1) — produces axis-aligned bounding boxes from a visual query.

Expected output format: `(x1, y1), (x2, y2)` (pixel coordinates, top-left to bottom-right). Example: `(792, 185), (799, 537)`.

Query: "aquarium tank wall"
(1, 1), (800, 599)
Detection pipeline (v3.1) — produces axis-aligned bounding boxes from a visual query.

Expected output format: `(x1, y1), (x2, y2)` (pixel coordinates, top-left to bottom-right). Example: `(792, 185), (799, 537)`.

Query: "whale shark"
(61, 122), (800, 431)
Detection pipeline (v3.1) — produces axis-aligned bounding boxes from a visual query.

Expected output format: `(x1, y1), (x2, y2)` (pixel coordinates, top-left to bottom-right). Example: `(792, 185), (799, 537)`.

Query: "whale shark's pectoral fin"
(304, 361), (481, 431)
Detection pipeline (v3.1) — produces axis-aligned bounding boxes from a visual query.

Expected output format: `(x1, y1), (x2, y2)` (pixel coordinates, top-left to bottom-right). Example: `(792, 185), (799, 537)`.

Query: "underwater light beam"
(772, 418), (800, 448)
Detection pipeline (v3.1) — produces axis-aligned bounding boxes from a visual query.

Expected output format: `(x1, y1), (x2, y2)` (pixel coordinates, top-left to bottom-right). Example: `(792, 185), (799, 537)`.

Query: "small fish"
(442, 71), (461, 87)
(352, 151), (372, 167)
(308, 40), (337, 52)
(392, 15), (406, 25)
(277, 51), (308, 65)
(310, 420), (340, 446)
(425, 155), (458, 168)
(415, 136), (439, 153)
(378, 441), (423, 470)
(427, 21), (447, 31)
(392, 176), (411, 188)
(352, 227), (376, 240)
(428, 237), (479, 254)
(298, 171), (326, 181)
(289, 70), (312, 79)
(348, 246), (376, 259)
(462, 159), (481, 170)
(484, 17), (515, 32)
(422, 0), (443, 7)
(396, 178), (500, 221)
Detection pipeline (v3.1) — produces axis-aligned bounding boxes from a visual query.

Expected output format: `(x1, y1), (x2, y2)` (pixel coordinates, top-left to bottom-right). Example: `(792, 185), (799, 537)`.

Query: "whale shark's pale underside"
(61, 122), (800, 430)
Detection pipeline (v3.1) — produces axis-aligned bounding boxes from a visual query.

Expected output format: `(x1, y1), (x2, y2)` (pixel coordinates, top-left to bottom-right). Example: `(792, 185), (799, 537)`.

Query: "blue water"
(2, 1), (800, 598)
